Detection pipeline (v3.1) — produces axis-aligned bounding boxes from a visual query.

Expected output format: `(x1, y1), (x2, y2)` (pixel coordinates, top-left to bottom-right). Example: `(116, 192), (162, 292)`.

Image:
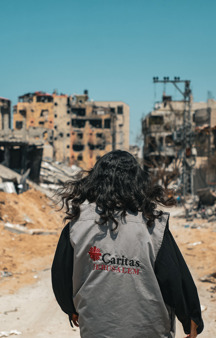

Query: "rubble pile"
(174, 188), (216, 223)
(39, 160), (81, 191)
(0, 186), (64, 293)
(0, 162), (215, 318)
(0, 161), (81, 293)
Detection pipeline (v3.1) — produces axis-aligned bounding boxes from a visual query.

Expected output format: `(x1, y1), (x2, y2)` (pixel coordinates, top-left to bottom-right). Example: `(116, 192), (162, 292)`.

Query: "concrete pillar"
(4, 112), (9, 130)
(4, 145), (10, 167)
(0, 110), (2, 130)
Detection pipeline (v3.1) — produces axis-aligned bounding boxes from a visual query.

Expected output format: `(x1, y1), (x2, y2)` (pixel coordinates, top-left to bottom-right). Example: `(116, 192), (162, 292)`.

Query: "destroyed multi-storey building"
(13, 90), (130, 169)
(193, 99), (216, 157)
(0, 96), (43, 182)
(142, 93), (216, 190)
(69, 95), (130, 169)
(13, 92), (54, 160)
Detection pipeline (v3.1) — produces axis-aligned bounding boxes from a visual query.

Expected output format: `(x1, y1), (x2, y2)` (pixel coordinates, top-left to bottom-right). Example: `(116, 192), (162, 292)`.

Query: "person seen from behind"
(52, 150), (204, 338)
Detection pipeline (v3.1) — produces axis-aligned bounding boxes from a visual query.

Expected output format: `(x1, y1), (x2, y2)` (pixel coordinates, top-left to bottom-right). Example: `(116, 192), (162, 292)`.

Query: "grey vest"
(70, 203), (175, 338)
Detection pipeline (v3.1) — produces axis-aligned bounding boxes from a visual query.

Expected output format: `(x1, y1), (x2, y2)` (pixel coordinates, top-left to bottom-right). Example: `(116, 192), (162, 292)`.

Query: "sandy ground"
(0, 190), (216, 336)
(0, 189), (63, 293)
(0, 269), (80, 338)
(0, 268), (185, 338)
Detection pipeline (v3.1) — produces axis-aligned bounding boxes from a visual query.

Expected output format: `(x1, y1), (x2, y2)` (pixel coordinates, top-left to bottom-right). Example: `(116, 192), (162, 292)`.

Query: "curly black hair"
(57, 150), (176, 228)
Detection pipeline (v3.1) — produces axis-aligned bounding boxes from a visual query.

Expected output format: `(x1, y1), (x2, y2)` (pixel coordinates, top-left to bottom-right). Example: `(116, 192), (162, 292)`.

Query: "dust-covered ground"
(0, 191), (215, 336)
(0, 189), (63, 293)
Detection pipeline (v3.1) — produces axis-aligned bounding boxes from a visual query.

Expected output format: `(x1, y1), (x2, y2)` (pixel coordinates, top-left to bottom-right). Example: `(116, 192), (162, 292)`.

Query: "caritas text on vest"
(88, 246), (141, 275)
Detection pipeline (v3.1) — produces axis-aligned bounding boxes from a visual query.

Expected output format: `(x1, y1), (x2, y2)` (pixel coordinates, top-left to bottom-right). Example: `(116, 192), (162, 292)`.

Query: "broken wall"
(52, 95), (71, 163)
(0, 141), (43, 183)
(13, 93), (54, 131)
(0, 98), (11, 131)
(94, 101), (130, 151)
(70, 102), (112, 169)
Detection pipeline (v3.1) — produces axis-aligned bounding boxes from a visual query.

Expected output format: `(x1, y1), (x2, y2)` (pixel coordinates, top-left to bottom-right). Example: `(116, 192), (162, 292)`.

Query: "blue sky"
(1, 0), (216, 143)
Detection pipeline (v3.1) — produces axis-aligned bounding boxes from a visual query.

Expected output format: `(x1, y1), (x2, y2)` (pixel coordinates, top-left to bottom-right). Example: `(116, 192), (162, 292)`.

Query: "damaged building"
(0, 96), (43, 183)
(142, 93), (216, 191)
(13, 92), (54, 160)
(69, 95), (130, 169)
(13, 90), (130, 169)
(0, 139), (43, 183)
(194, 99), (216, 157)
(0, 97), (11, 131)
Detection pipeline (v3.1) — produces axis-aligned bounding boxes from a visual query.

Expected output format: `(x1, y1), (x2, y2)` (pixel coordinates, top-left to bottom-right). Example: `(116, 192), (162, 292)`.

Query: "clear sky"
(1, 0), (216, 144)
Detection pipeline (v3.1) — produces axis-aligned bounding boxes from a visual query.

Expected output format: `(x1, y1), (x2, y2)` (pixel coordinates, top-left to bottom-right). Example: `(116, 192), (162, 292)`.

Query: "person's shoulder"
(78, 202), (97, 221)
(156, 212), (170, 226)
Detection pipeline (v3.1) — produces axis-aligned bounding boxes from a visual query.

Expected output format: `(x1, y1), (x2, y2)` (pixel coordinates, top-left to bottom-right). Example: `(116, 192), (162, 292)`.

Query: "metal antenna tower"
(153, 77), (193, 197)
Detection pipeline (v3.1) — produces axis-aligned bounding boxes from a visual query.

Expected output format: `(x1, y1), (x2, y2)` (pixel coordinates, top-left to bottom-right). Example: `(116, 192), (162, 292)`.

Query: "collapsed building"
(142, 93), (216, 192)
(0, 97), (43, 183)
(13, 90), (130, 169)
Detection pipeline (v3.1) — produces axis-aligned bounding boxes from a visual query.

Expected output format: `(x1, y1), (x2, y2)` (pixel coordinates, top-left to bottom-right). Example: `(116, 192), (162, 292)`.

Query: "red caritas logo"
(88, 246), (102, 261)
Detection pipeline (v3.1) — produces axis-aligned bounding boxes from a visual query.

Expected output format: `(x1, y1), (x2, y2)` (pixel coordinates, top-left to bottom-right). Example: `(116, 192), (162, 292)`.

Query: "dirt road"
(0, 269), (80, 338)
(0, 195), (215, 337)
(0, 268), (212, 338)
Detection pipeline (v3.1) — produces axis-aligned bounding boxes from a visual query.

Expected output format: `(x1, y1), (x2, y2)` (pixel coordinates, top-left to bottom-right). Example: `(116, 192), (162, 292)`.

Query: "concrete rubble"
(0, 182), (16, 194)
(0, 163), (54, 198)
(4, 222), (57, 236)
(0, 330), (22, 337)
(172, 191), (216, 222)
(199, 272), (216, 284)
(39, 160), (81, 189)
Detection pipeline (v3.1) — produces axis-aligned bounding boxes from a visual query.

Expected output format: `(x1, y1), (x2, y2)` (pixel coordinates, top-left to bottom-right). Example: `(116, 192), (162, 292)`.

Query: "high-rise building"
(13, 91), (130, 168)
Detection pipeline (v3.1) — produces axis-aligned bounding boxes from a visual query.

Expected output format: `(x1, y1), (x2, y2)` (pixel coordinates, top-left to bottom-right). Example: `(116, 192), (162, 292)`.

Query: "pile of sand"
(0, 189), (64, 293)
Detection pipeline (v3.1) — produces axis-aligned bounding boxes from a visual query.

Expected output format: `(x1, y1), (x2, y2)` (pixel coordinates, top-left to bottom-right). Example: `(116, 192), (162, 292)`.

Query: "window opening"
(36, 96), (53, 103)
(19, 110), (26, 116)
(71, 119), (86, 128)
(165, 135), (174, 145)
(104, 119), (111, 129)
(149, 116), (164, 125)
(117, 106), (123, 114)
(96, 143), (105, 150)
(89, 119), (102, 128)
(88, 143), (96, 150)
(72, 108), (86, 116)
(73, 144), (84, 151)
(15, 121), (23, 130)
(40, 109), (49, 117)
(77, 154), (83, 161)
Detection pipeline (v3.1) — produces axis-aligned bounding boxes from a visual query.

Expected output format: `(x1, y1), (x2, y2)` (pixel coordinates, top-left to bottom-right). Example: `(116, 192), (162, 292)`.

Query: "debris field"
(0, 189), (215, 336)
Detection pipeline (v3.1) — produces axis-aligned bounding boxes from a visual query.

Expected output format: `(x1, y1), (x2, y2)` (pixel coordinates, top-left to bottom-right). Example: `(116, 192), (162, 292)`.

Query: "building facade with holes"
(142, 93), (216, 191)
(142, 94), (216, 165)
(13, 91), (130, 168)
